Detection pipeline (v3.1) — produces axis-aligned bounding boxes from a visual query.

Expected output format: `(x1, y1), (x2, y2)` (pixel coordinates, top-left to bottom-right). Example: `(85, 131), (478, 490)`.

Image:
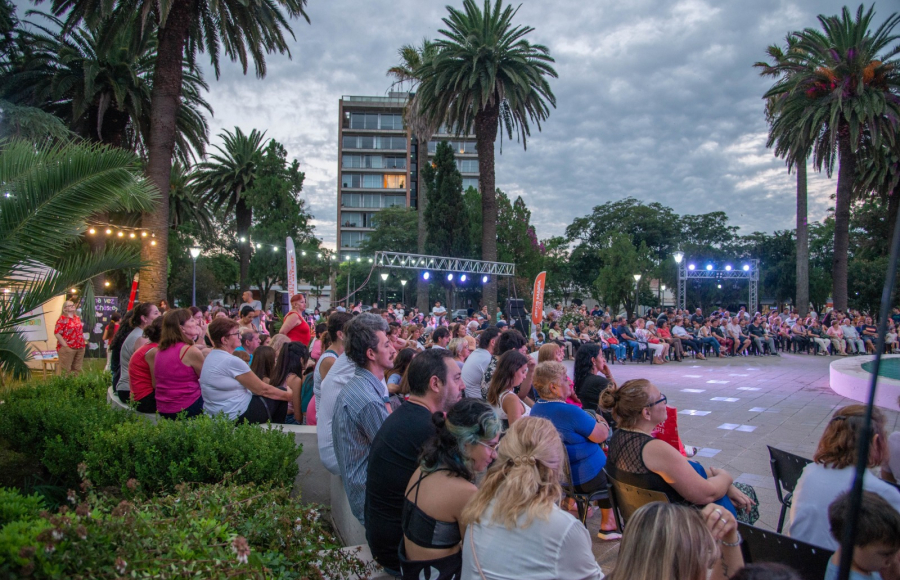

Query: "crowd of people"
(54, 293), (900, 579)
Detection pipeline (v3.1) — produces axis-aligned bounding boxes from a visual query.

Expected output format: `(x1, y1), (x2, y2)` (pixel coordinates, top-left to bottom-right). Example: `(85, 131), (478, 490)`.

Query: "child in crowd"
(826, 491), (900, 580)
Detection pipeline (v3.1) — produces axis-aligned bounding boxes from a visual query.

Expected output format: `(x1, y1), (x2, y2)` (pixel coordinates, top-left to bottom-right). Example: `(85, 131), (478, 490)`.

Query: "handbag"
(732, 482), (760, 525)
(648, 337), (660, 344)
(607, 337), (619, 345)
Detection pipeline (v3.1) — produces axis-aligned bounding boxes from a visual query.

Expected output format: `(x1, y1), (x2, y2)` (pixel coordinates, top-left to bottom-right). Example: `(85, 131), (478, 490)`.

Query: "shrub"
(0, 483), (373, 579)
(0, 488), (45, 527)
(83, 414), (301, 495)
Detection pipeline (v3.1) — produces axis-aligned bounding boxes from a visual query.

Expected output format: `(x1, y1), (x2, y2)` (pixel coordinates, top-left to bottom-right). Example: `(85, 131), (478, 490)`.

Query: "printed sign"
(17, 305), (48, 342)
(532, 271), (547, 327)
(88, 296), (119, 356)
(286, 237), (298, 297)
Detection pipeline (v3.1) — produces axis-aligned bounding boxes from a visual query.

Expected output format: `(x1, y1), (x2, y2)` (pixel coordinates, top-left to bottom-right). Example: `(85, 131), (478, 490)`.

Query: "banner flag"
(532, 271), (547, 327)
(286, 237), (298, 297)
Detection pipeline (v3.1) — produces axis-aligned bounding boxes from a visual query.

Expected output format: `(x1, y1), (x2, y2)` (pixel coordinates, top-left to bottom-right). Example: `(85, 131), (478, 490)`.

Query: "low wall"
(105, 387), (374, 569)
(829, 355), (900, 412)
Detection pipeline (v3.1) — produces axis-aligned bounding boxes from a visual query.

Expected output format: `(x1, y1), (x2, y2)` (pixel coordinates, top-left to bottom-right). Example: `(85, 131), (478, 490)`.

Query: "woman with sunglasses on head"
(399, 399), (501, 580)
(602, 380), (754, 516)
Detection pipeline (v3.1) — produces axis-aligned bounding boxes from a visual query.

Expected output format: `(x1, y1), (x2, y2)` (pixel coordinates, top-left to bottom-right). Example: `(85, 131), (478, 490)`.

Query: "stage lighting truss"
(375, 251), (516, 277)
(677, 259), (760, 313)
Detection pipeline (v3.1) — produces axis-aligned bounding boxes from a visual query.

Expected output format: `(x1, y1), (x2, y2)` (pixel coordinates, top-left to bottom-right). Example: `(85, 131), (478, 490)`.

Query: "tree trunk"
(888, 191), (900, 246)
(416, 139), (430, 314)
(236, 196), (252, 291)
(796, 160), (809, 317)
(832, 127), (856, 311)
(475, 103), (499, 318)
(139, 0), (195, 304)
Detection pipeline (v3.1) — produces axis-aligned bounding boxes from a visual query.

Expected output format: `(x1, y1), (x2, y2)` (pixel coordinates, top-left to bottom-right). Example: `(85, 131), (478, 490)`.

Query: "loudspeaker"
(511, 318), (530, 337)
(279, 292), (290, 316)
(506, 298), (526, 318)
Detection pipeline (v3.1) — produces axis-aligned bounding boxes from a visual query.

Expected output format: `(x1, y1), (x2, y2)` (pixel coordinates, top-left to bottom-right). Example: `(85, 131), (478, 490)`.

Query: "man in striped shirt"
(332, 313), (396, 524)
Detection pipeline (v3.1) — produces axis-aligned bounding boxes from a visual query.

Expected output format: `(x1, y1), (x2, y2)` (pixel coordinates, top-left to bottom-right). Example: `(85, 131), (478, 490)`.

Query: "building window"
(457, 159), (478, 173)
(385, 156), (406, 169)
(384, 174), (406, 189)
(342, 173), (362, 188)
(384, 195), (407, 208)
(427, 140), (477, 154)
(462, 177), (479, 191)
(341, 231), (370, 248)
(348, 113), (403, 130)
(342, 135), (407, 150)
(362, 174), (382, 188)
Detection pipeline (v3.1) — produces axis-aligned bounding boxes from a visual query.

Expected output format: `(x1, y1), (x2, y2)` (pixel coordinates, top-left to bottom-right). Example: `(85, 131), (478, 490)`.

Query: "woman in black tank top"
(400, 400), (502, 580)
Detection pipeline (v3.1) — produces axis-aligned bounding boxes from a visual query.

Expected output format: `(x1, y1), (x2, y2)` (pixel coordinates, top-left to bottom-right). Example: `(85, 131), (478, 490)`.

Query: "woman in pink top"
(826, 319), (848, 355)
(154, 309), (206, 419)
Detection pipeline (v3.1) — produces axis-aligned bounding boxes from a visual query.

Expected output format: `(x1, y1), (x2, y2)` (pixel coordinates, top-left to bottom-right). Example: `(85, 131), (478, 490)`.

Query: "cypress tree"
(423, 141), (470, 258)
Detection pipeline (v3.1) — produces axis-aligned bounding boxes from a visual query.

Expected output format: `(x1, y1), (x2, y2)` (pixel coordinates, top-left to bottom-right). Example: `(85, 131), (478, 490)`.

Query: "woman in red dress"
(54, 300), (86, 375)
(279, 293), (311, 346)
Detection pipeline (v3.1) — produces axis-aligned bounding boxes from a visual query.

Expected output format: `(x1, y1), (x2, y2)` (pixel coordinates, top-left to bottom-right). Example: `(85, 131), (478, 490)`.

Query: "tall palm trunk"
(416, 140), (430, 314)
(796, 160), (809, 317)
(475, 103), (499, 318)
(888, 191), (900, 246)
(139, 0), (196, 304)
(832, 126), (856, 311)
(236, 196), (252, 291)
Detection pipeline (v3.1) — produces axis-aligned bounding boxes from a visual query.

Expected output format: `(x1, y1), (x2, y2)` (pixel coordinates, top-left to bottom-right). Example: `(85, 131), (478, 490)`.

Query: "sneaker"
(684, 445), (699, 458)
(597, 530), (622, 541)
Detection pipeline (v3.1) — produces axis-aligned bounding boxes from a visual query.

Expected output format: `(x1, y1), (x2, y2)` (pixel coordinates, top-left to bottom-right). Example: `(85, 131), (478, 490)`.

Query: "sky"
(198, 0), (882, 250)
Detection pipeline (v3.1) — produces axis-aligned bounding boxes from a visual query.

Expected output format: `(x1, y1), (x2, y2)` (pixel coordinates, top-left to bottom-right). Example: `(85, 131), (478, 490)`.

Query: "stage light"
(460, 274), (467, 282)
(742, 264), (750, 271)
(705, 264), (713, 271)
(725, 265), (732, 271)
(422, 271), (431, 281)
(380, 273), (388, 281)
(688, 264), (696, 271)
(482, 275), (489, 284)
(447, 273), (453, 281)
(717, 284), (722, 289)
(673, 251), (684, 264)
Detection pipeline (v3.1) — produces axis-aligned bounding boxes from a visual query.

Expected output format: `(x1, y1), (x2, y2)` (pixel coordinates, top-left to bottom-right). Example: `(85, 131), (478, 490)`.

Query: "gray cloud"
(200, 0), (877, 248)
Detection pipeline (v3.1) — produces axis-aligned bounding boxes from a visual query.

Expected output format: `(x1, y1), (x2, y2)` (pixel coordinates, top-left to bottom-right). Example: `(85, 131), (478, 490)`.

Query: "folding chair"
(738, 522), (831, 580)
(766, 445), (813, 533)
(604, 470), (670, 531)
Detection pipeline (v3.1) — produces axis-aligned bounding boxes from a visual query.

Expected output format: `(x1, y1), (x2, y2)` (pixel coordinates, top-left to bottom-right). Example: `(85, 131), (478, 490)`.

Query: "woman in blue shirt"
(530, 361), (621, 540)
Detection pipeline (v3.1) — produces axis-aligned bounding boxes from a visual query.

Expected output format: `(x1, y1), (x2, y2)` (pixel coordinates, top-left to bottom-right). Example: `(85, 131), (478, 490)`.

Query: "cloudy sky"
(200, 0), (883, 249)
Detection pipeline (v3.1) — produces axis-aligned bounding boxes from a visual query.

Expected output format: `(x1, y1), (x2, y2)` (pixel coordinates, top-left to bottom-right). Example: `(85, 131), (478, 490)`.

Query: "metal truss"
(375, 251), (516, 277)
(677, 259), (760, 314)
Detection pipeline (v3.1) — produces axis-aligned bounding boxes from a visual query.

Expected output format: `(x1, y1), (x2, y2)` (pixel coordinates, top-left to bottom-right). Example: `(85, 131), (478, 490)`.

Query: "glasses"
(226, 331), (241, 338)
(645, 394), (667, 408)
(477, 440), (500, 452)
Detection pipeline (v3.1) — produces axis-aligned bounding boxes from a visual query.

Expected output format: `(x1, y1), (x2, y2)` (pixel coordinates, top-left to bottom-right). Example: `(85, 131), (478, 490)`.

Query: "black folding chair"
(604, 470), (670, 531)
(738, 523), (831, 580)
(766, 445), (813, 533)
(563, 488), (610, 526)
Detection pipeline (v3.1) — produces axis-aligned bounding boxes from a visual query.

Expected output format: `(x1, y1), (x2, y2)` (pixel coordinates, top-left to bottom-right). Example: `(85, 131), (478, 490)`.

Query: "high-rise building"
(337, 93), (479, 261)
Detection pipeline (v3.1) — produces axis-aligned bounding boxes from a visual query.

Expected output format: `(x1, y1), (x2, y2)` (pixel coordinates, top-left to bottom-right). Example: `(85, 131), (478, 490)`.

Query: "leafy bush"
(0, 374), (136, 488)
(0, 488), (45, 527)
(83, 414), (301, 495)
(0, 483), (373, 579)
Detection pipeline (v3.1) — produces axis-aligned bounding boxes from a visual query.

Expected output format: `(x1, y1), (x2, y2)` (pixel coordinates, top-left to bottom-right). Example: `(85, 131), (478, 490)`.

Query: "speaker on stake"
(506, 298), (527, 318)
(279, 291), (290, 317)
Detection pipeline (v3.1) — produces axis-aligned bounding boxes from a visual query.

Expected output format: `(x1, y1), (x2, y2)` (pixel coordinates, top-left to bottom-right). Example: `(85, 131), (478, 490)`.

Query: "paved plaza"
(571, 352), (900, 568)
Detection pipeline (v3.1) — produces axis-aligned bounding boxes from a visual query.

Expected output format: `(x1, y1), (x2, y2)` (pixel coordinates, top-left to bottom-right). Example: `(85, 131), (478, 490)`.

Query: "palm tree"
(756, 36), (813, 317)
(169, 161), (214, 237)
(191, 127), (268, 291)
(0, 139), (157, 380)
(387, 38), (441, 314)
(42, 0), (310, 303)
(856, 137), (900, 242)
(760, 5), (900, 311)
(415, 0), (557, 316)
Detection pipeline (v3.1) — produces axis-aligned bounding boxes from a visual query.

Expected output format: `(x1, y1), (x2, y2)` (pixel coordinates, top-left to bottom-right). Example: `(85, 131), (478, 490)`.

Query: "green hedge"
(83, 414), (300, 494)
(0, 483), (372, 579)
(0, 372), (301, 495)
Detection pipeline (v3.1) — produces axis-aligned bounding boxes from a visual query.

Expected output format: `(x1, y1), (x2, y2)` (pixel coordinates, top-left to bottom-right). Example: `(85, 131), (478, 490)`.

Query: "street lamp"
(633, 274), (642, 317)
(400, 280), (407, 306)
(673, 251), (684, 311)
(189, 247), (201, 306)
(380, 272), (389, 305)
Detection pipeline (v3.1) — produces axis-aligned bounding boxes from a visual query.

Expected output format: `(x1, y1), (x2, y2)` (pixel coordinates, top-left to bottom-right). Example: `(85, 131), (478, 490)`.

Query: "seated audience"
(530, 361), (619, 540)
(249, 344), (276, 382)
(199, 318), (293, 423)
(365, 349), (466, 575)
(537, 343), (580, 406)
(788, 405), (900, 549)
(154, 309), (205, 419)
(825, 491), (900, 580)
(603, 379), (753, 516)
(599, 322), (626, 363)
(270, 342), (309, 425)
(842, 320), (866, 354)
(480, 329), (535, 401)
(572, 343), (616, 415)
(448, 337), (470, 369)
(728, 563), (802, 580)
(460, 417), (605, 580)
(827, 320), (849, 355)
(385, 348), (416, 404)
(485, 350), (531, 427)
(607, 502), (743, 580)
(401, 398), (501, 580)
(128, 317), (163, 413)
(461, 326), (499, 399)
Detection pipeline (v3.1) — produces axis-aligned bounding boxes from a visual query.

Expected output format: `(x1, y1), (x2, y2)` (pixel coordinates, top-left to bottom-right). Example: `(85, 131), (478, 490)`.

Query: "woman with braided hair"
(460, 416), (605, 580)
(400, 399), (502, 580)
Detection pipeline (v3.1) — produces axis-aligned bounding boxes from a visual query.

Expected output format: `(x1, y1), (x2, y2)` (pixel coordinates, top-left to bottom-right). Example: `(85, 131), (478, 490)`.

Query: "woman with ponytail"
(460, 417), (605, 580)
(399, 399), (502, 580)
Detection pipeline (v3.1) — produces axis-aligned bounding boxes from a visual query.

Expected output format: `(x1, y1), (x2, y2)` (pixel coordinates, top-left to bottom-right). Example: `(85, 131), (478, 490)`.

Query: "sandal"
(597, 529), (622, 541)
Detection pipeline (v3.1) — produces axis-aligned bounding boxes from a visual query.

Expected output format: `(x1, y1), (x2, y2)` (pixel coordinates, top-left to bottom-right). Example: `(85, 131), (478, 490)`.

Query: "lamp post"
(661, 284), (666, 307)
(673, 251), (684, 312)
(189, 247), (201, 306)
(633, 273), (642, 317)
(380, 272), (389, 305)
(400, 279), (407, 306)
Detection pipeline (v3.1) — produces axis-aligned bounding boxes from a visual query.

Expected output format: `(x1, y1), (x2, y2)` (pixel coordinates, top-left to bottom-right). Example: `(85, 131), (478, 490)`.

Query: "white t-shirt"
(461, 502), (604, 580)
(199, 349), (254, 419)
(462, 348), (492, 399)
(788, 462), (900, 550)
(117, 327), (144, 392)
(316, 354), (357, 475)
(885, 432), (900, 481)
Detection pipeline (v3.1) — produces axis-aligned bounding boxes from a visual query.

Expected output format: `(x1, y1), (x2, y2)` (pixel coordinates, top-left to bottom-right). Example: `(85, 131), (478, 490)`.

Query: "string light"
(129, 232), (136, 239)
(141, 232), (148, 237)
(105, 229), (112, 235)
(88, 228), (96, 234)
(117, 232), (124, 237)
(104, 281), (110, 287)
(151, 240), (157, 246)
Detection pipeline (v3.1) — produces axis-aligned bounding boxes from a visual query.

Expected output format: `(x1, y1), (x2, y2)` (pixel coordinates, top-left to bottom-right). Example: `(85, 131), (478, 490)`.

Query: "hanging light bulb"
(117, 231), (124, 237)
(129, 232), (136, 238)
(141, 231), (148, 237)
(88, 228), (96, 234)
(105, 228), (112, 235)
(151, 240), (157, 246)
